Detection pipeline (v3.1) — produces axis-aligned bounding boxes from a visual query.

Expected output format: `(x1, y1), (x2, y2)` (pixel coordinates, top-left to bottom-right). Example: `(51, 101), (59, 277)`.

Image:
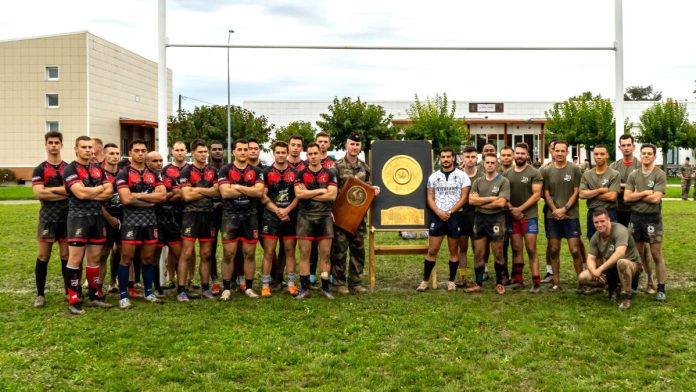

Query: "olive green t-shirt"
(471, 173), (510, 214)
(609, 158), (641, 211)
(462, 167), (483, 214)
(541, 163), (582, 219)
(580, 167), (621, 210)
(589, 222), (640, 264)
(625, 167), (667, 214)
(503, 165), (543, 219)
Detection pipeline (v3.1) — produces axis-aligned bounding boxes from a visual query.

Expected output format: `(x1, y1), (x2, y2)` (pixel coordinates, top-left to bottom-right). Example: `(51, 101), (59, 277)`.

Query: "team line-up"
(30, 131), (666, 314)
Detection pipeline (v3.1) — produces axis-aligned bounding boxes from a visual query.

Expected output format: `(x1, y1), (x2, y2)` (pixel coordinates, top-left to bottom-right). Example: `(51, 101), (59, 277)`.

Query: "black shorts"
(37, 220), (67, 243)
(121, 224), (158, 245)
(429, 211), (462, 238)
(67, 215), (107, 246)
(261, 211), (297, 240)
(181, 212), (217, 242)
(221, 214), (259, 244)
(297, 214), (333, 240)
(459, 208), (475, 237)
(158, 220), (182, 246)
(630, 212), (663, 244)
(545, 217), (582, 239)
(472, 212), (506, 242)
(104, 221), (121, 248)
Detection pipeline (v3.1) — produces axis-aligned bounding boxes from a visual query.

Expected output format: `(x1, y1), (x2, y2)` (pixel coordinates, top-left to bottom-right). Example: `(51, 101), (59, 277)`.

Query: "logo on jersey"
(608, 244), (615, 253)
(75, 228), (83, 237)
(521, 176), (529, 184)
(492, 186), (500, 194)
(493, 225), (500, 233)
(647, 225), (655, 233)
(563, 174), (572, 182)
(601, 179), (609, 186)
(648, 180), (655, 188)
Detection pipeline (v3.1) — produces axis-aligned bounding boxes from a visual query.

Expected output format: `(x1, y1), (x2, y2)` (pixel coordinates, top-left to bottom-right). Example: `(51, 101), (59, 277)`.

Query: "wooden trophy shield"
(332, 177), (375, 234)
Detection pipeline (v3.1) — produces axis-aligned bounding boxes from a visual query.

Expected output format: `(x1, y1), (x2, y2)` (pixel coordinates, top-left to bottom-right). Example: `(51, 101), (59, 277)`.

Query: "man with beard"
(162, 141), (189, 289)
(456, 145), (481, 287)
(208, 141), (225, 295)
(579, 145), (620, 240)
(99, 143), (123, 296)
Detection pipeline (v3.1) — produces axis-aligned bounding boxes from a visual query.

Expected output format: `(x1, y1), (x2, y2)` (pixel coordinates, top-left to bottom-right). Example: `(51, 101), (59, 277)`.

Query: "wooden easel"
(367, 228), (436, 289)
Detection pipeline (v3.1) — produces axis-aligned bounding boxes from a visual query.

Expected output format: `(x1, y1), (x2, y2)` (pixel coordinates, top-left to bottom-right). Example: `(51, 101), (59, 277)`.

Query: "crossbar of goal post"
(157, 0), (624, 282)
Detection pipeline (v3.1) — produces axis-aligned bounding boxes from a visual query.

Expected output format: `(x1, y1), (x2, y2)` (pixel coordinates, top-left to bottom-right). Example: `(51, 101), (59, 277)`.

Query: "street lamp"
(226, 29), (234, 163)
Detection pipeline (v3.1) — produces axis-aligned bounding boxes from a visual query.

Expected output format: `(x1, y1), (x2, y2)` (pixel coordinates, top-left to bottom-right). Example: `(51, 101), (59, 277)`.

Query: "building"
(0, 31), (172, 180)
(244, 100), (695, 165)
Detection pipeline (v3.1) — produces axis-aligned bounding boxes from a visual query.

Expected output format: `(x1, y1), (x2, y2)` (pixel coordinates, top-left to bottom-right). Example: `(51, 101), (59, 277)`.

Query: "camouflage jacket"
(333, 157), (371, 191)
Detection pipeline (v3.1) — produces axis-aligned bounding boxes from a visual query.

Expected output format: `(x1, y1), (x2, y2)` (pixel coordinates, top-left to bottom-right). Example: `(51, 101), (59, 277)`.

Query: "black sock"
(321, 278), (330, 291)
(60, 259), (68, 294)
(64, 266), (81, 304)
(128, 281), (135, 289)
(35, 258), (49, 296)
(201, 283), (210, 291)
(474, 266), (485, 286)
(448, 261), (458, 282)
(658, 284), (665, 293)
(153, 265), (162, 292)
(423, 259), (436, 281)
(300, 275), (310, 290)
(246, 279), (253, 291)
(177, 285), (185, 294)
(223, 279), (231, 290)
(494, 263), (506, 284)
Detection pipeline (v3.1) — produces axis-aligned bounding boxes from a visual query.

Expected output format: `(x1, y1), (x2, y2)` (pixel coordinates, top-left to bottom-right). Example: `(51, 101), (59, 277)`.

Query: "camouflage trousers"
(330, 223), (366, 286)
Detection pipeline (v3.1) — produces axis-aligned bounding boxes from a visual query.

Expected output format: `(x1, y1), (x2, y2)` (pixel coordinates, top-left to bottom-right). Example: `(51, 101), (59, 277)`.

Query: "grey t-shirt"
(610, 158), (641, 211)
(503, 165), (543, 219)
(589, 222), (640, 264)
(625, 167), (667, 214)
(462, 167), (483, 215)
(541, 163), (582, 219)
(471, 173), (510, 215)
(580, 167), (621, 210)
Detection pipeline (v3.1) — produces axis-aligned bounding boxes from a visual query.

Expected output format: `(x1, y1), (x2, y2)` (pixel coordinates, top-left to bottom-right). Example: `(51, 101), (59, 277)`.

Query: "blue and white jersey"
(427, 168), (470, 211)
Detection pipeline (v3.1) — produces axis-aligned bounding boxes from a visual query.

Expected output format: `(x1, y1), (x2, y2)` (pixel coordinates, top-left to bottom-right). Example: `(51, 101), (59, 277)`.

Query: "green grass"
(0, 186), (35, 200)
(1, 203), (696, 390)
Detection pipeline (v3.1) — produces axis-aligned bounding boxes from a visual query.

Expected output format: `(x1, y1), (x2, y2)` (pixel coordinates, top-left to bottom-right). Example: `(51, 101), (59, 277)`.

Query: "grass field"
(0, 186), (34, 200)
(1, 203), (695, 390)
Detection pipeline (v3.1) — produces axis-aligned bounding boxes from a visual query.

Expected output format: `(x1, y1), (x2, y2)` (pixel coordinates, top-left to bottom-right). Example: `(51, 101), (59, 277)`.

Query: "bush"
(0, 169), (16, 183)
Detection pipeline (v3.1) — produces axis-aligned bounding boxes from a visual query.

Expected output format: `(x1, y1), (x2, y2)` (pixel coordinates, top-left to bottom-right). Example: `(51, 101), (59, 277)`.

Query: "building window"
(46, 121), (59, 132)
(46, 94), (59, 108)
(46, 66), (59, 80)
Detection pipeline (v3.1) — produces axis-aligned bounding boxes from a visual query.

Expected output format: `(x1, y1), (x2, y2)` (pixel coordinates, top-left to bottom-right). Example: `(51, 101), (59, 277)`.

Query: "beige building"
(0, 31), (172, 180)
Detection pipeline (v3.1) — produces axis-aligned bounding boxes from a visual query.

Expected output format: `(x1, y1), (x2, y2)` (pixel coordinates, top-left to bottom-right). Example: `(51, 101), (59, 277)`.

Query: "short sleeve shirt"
(625, 167), (667, 214)
(217, 163), (264, 217)
(264, 165), (298, 209)
(609, 159), (641, 211)
(295, 166), (337, 218)
(289, 160), (307, 172)
(541, 163), (582, 219)
(32, 161), (69, 223)
(503, 165), (543, 219)
(179, 164), (218, 213)
(63, 161), (110, 217)
(115, 166), (162, 226)
(100, 163), (122, 219)
(471, 174), (510, 214)
(580, 168), (622, 210)
(589, 223), (640, 264)
(427, 168), (471, 212)
(462, 168), (483, 215)
(161, 163), (188, 214)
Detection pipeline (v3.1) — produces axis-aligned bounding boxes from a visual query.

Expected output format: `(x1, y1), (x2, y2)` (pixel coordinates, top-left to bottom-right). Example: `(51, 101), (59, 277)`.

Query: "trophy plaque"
(332, 177), (375, 234)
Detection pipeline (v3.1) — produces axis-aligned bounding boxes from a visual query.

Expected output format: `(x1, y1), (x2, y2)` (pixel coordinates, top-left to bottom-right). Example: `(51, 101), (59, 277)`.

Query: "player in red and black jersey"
(115, 140), (166, 309)
(62, 136), (114, 315)
(208, 141), (226, 295)
(288, 134), (308, 172)
(161, 141), (189, 288)
(31, 131), (69, 308)
(294, 142), (338, 300)
(99, 143), (123, 295)
(315, 131), (336, 169)
(176, 139), (220, 302)
(217, 138), (265, 300)
(260, 141), (300, 297)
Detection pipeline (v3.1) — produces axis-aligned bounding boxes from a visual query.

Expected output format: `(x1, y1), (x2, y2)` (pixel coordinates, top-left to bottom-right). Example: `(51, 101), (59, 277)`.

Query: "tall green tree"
(545, 92), (628, 160)
(403, 93), (467, 153)
(624, 85), (662, 101)
(274, 121), (316, 148)
(168, 104), (274, 154)
(638, 98), (693, 168)
(315, 97), (395, 155)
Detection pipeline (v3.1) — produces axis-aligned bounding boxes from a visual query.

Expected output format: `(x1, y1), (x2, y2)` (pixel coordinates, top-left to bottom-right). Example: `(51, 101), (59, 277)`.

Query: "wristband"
(563, 204), (571, 210)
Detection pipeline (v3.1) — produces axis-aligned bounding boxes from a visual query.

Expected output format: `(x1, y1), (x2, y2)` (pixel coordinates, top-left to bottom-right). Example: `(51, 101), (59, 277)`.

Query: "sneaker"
(128, 288), (143, 299)
(656, 291), (666, 302)
(455, 278), (470, 288)
(245, 288), (260, 299)
(176, 292), (190, 302)
(529, 284), (541, 294)
(295, 289), (309, 300)
(351, 285), (368, 294)
(541, 273), (554, 284)
(619, 297), (632, 310)
(416, 281), (430, 292)
(88, 299), (113, 308)
(501, 276), (512, 286)
(507, 281), (524, 290)
(287, 285), (299, 296)
(212, 282), (221, 296)
(220, 289), (232, 301)
(261, 287), (272, 298)
(189, 281), (201, 290)
(68, 302), (85, 315)
(495, 284), (506, 295)
(336, 285), (350, 295)
(550, 284), (561, 292)
(185, 290), (200, 299)
(144, 294), (164, 304)
(201, 289), (214, 299)
(32, 295), (46, 308)
(464, 283), (482, 293)
(119, 298), (132, 310)
(321, 290), (335, 300)
(154, 290), (166, 299)
(447, 281), (457, 291)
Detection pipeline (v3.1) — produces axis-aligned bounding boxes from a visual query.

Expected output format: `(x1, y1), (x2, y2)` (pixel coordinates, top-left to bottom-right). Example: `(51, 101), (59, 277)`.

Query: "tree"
(624, 85), (662, 101)
(168, 105), (274, 155)
(545, 92), (628, 160)
(273, 121), (316, 148)
(402, 93), (467, 153)
(638, 98), (693, 168)
(315, 97), (396, 156)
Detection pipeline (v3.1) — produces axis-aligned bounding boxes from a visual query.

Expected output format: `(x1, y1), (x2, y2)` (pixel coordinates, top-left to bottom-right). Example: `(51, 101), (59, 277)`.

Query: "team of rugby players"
(31, 130), (665, 314)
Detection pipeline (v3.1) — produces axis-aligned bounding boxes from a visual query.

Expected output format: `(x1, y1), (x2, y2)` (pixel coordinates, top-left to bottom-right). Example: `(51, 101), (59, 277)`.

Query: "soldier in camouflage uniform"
(680, 157), (693, 200)
(330, 132), (380, 294)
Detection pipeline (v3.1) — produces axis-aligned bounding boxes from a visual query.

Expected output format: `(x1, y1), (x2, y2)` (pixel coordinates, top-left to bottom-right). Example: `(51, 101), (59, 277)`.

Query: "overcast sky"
(2, 0), (694, 112)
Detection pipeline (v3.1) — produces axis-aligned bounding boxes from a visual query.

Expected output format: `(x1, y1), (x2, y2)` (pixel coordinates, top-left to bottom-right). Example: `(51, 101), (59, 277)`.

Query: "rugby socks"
(118, 264), (130, 300)
(458, 268), (466, 281)
(223, 279), (232, 290)
(474, 266), (485, 286)
(532, 274), (541, 286)
(201, 283), (210, 291)
(60, 259), (68, 294)
(177, 285), (186, 295)
(64, 265), (81, 304)
(262, 274), (271, 289)
(321, 278), (330, 292)
(300, 275), (310, 291)
(35, 258), (49, 297)
(287, 273), (297, 288)
(423, 259), (436, 281)
(245, 279), (254, 291)
(448, 261), (458, 282)
(657, 284), (666, 293)
(142, 264), (154, 297)
(153, 264), (162, 294)
(512, 263), (525, 284)
(546, 265), (553, 274)
(494, 263), (506, 285)
(86, 266), (100, 300)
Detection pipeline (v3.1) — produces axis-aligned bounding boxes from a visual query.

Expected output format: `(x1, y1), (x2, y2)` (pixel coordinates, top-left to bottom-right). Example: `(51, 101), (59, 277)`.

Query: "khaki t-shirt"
(580, 167), (621, 210)
(462, 167), (483, 215)
(471, 173), (510, 215)
(503, 165), (543, 219)
(625, 167), (667, 214)
(610, 159), (641, 211)
(541, 163), (582, 219)
(589, 222), (640, 264)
